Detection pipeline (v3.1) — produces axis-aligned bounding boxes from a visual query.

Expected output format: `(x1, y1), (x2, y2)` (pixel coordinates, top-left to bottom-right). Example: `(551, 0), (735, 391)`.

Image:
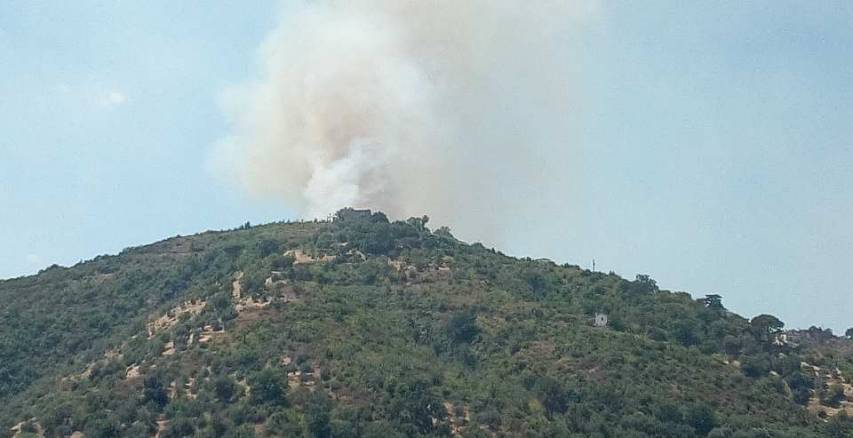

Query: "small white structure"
(593, 313), (608, 328)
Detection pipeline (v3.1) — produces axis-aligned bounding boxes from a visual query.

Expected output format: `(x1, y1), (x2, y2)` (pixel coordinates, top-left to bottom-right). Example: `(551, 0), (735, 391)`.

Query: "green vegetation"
(0, 208), (851, 437)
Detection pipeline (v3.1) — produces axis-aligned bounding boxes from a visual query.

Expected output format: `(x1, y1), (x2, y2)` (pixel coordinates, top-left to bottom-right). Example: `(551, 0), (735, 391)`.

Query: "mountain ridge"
(1, 209), (851, 437)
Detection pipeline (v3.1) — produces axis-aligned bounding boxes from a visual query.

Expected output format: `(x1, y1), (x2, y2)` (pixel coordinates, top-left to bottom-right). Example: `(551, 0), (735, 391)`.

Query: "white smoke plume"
(214, 0), (596, 245)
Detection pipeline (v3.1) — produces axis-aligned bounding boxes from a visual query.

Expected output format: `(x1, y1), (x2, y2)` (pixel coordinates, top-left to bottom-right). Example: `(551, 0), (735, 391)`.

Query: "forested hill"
(1, 209), (852, 437)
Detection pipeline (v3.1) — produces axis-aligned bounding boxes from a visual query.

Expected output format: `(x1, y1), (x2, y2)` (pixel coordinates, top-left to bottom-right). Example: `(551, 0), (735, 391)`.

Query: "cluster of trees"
(1, 209), (852, 437)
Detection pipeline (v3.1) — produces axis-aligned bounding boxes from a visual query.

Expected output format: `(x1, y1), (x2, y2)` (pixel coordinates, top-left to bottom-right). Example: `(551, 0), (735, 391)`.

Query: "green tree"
(536, 377), (569, 416)
(86, 415), (121, 438)
(362, 421), (405, 438)
(824, 412), (853, 438)
(406, 215), (430, 233)
(523, 270), (548, 297)
(304, 392), (332, 438)
(846, 327), (853, 339)
(655, 402), (684, 424)
(162, 418), (195, 438)
(821, 384), (846, 408)
(685, 403), (718, 436)
(390, 379), (446, 434)
(750, 314), (784, 341)
(434, 226), (454, 239)
(250, 368), (287, 406)
(255, 239), (280, 257)
(143, 374), (169, 408)
(213, 375), (239, 403)
(632, 274), (658, 294)
(267, 410), (303, 436)
(741, 354), (771, 378)
(722, 335), (743, 356)
(673, 319), (700, 346)
(701, 294), (724, 310)
(785, 371), (814, 405)
(270, 254), (295, 270)
(447, 310), (479, 344)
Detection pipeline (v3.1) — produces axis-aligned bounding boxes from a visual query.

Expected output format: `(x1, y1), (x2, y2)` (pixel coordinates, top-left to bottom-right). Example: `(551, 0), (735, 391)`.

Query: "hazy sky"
(1, 1), (851, 332)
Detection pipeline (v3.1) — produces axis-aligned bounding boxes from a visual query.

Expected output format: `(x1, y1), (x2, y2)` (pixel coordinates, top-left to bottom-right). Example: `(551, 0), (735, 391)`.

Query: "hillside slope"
(1, 209), (851, 437)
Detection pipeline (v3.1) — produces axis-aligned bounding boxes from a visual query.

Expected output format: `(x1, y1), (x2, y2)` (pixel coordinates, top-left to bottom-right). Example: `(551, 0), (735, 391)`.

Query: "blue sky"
(1, 1), (851, 332)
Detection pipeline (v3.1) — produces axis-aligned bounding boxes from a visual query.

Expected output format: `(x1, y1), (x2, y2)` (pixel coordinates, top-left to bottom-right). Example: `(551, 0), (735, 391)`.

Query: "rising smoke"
(213, 0), (595, 245)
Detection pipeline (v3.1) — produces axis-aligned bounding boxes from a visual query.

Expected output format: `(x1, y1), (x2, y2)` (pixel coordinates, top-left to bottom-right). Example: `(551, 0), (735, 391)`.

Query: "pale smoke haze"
(213, 0), (596, 245)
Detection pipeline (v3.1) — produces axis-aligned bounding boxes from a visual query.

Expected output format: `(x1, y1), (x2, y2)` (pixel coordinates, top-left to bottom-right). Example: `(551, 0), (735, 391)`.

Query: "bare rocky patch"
(284, 249), (335, 264)
(147, 300), (207, 338)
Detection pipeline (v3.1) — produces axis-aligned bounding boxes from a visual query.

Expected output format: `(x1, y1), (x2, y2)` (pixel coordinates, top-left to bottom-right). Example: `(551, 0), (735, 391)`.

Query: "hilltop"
(1, 209), (851, 437)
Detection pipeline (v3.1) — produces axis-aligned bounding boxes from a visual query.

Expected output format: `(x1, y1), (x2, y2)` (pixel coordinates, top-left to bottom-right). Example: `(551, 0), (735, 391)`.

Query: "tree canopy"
(0, 209), (850, 437)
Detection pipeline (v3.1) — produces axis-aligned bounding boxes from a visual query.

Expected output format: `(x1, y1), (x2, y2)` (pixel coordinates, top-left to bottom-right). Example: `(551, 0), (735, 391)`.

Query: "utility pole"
(592, 259), (596, 272)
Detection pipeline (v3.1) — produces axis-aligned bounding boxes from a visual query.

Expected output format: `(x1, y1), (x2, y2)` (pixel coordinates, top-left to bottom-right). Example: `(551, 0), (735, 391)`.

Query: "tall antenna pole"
(592, 258), (596, 272)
